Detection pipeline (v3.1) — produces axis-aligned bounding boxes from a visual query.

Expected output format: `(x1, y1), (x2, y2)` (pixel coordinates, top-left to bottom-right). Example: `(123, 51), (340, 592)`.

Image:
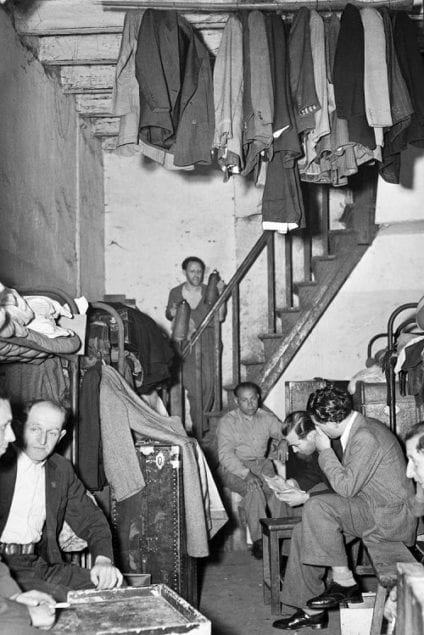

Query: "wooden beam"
(101, 0), (414, 10)
(26, 33), (122, 65)
(89, 117), (120, 137)
(60, 64), (115, 92)
(13, 1), (230, 34)
(13, 0), (125, 35)
(75, 93), (113, 116)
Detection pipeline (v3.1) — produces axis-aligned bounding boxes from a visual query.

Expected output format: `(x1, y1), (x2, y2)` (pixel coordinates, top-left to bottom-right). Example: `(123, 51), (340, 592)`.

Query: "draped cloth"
(99, 365), (227, 557)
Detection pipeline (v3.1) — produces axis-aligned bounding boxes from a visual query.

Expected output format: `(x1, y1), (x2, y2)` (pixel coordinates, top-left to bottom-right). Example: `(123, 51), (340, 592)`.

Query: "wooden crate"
(352, 381), (423, 439)
(52, 585), (211, 634)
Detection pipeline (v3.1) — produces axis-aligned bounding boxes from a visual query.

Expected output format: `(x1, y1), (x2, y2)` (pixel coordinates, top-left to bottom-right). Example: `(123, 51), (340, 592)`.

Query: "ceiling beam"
(13, 0), (125, 35)
(75, 93), (113, 116)
(89, 116), (120, 136)
(60, 64), (115, 92)
(100, 0), (414, 10)
(23, 33), (122, 65)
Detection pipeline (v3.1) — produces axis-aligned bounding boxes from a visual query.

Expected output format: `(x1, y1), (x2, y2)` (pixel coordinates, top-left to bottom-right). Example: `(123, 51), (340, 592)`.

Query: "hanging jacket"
(135, 9), (214, 167)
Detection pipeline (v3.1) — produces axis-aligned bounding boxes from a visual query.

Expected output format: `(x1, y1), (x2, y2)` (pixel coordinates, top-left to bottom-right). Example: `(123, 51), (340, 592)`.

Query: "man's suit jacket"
(0, 450), (114, 565)
(318, 412), (416, 545)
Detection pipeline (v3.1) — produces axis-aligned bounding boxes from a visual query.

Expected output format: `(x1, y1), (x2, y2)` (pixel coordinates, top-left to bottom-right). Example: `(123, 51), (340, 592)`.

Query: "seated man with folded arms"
(273, 385), (416, 631)
(0, 390), (56, 634)
(0, 399), (123, 602)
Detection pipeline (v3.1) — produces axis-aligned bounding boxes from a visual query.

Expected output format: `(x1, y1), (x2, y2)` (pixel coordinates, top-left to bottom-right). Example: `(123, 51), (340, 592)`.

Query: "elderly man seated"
(0, 399), (123, 602)
(0, 390), (56, 634)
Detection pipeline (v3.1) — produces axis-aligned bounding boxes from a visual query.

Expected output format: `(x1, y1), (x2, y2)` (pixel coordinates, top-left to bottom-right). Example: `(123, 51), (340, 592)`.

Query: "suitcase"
(111, 442), (197, 607)
(352, 381), (424, 439)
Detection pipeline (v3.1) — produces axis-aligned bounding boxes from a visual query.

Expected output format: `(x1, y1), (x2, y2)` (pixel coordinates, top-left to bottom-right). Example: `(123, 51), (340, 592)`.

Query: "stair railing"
(175, 183), (334, 441)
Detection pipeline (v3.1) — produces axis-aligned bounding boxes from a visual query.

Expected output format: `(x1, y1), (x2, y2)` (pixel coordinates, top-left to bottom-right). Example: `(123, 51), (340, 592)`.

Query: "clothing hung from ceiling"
(112, 5), (424, 233)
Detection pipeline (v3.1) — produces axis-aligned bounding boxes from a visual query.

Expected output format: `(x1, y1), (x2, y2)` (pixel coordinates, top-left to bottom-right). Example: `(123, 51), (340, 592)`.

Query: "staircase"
(180, 169), (378, 440)
(10, 1), (379, 439)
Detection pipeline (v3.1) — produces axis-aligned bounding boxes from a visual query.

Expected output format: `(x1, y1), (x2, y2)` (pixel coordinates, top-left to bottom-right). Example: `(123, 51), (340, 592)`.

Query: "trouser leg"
(281, 493), (373, 610)
(281, 521), (326, 609)
(3, 553), (94, 602)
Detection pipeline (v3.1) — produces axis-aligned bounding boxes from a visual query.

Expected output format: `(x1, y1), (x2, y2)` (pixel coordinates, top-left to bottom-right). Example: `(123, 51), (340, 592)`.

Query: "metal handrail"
(181, 231), (271, 358)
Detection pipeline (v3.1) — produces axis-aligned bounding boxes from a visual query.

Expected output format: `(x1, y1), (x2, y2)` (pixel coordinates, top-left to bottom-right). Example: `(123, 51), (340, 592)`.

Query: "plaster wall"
(265, 220), (424, 418)
(104, 153), (273, 385)
(0, 9), (104, 298)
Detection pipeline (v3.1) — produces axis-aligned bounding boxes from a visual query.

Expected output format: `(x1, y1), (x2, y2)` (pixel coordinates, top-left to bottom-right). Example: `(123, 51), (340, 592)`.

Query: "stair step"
(328, 229), (357, 253)
(241, 358), (265, 383)
(294, 280), (319, 307)
(312, 255), (340, 282)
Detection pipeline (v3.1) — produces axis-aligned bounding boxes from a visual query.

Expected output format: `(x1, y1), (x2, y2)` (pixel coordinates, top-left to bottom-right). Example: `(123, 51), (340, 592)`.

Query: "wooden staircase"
(180, 171), (378, 440)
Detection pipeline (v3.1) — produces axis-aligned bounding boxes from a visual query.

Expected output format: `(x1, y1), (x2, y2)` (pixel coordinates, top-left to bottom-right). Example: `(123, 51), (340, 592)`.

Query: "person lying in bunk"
(0, 399), (123, 602)
(0, 390), (56, 634)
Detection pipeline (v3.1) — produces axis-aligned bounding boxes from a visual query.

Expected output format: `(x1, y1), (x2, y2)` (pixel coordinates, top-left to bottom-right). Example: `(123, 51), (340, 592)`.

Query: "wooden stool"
(260, 517), (301, 615)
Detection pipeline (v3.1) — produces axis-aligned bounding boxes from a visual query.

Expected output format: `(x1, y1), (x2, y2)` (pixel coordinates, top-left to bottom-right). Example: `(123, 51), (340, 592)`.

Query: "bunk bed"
(360, 300), (424, 438)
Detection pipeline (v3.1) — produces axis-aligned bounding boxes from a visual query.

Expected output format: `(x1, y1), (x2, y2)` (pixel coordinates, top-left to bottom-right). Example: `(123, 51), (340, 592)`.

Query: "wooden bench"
(396, 561), (424, 634)
(260, 517), (301, 615)
(355, 542), (417, 635)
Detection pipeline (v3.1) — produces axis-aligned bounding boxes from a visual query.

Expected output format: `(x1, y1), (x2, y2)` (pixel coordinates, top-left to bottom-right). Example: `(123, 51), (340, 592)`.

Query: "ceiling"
(10, 0), (423, 149)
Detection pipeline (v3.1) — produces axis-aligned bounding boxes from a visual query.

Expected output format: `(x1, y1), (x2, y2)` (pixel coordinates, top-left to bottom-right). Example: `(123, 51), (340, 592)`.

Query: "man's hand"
(315, 427), (332, 452)
(275, 487), (309, 507)
(90, 555), (123, 590)
(13, 591), (56, 630)
(276, 439), (289, 462)
(245, 471), (262, 493)
(13, 590), (55, 608)
(28, 604), (56, 630)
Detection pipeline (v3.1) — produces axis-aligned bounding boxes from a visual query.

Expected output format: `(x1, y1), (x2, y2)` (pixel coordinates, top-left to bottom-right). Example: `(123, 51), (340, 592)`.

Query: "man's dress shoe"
(307, 582), (362, 610)
(273, 609), (328, 630)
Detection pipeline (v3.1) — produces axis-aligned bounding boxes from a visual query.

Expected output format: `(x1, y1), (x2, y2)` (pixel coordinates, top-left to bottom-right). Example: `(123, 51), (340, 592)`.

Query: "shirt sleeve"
(217, 415), (250, 479)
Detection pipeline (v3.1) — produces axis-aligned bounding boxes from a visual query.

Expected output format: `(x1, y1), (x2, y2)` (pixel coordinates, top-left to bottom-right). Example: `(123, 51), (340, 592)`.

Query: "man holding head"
(0, 391), (56, 633)
(217, 382), (284, 559)
(0, 399), (123, 602)
(273, 385), (416, 631)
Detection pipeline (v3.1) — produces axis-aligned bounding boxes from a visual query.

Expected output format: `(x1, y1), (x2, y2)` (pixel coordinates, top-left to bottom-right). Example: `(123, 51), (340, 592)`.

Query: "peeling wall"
(0, 9), (104, 299)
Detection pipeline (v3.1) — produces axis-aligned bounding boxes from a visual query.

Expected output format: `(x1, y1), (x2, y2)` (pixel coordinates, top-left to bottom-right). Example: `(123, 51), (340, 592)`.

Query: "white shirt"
(340, 411), (358, 452)
(1, 451), (46, 544)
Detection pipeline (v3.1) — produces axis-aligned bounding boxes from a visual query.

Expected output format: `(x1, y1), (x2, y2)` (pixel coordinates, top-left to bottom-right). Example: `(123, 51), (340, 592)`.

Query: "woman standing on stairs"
(166, 256), (225, 437)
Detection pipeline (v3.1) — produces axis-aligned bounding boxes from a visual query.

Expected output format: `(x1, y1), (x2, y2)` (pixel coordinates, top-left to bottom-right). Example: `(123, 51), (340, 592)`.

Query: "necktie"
(332, 438), (344, 462)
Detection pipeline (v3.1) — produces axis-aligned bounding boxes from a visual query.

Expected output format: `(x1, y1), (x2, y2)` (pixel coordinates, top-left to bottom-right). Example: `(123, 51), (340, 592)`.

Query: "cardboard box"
(339, 592), (375, 635)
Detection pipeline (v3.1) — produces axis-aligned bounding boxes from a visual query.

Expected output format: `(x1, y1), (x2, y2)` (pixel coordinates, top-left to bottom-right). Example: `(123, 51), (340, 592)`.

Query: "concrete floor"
(198, 549), (343, 635)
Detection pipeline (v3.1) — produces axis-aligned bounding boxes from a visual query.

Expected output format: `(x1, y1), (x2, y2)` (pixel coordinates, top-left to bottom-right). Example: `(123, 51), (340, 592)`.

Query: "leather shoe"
(251, 539), (263, 560)
(273, 609), (328, 630)
(307, 582), (362, 610)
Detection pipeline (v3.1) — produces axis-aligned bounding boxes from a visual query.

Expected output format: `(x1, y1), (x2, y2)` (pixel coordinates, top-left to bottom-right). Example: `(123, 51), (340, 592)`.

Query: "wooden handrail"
(181, 231), (271, 358)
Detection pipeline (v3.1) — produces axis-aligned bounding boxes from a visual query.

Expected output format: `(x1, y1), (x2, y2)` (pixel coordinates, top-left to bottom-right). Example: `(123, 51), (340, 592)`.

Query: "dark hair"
(282, 411), (315, 438)
(234, 382), (261, 399)
(0, 386), (10, 402)
(181, 257), (205, 272)
(307, 385), (353, 423)
(405, 422), (424, 453)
